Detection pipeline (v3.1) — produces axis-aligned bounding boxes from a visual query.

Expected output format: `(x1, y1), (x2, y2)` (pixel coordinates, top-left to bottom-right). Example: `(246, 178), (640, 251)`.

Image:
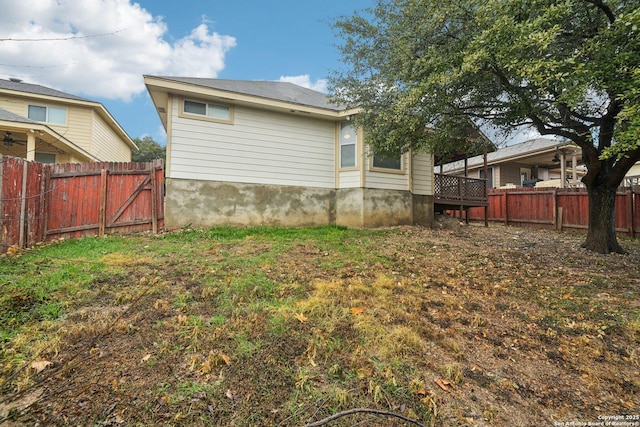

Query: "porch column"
(26, 133), (35, 161)
(560, 150), (567, 188)
(571, 151), (578, 185)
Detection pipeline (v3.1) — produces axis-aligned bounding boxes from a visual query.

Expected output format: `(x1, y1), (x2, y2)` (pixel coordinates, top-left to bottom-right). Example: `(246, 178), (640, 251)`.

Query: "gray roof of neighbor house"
(0, 107), (40, 124)
(442, 137), (573, 172)
(0, 78), (90, 102)
(148, 76), (345, 111)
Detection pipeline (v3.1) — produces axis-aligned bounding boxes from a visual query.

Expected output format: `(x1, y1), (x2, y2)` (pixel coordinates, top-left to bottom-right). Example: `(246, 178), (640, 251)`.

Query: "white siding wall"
(338, 170), (361, 188)
(169, 100), (336, 188)
(364, 154), (409, 191)
(90, 114), (132, 161)
(412, 152), (433, 195)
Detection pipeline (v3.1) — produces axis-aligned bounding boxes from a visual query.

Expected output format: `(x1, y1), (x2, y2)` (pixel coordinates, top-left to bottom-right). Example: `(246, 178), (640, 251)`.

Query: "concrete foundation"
(412, 194), (435, 225)
(335, 188), (413, 227)
(165, 178), (433, 229)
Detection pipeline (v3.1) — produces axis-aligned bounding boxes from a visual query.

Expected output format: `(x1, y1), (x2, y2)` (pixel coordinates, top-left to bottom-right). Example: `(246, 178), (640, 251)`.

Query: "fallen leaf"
(356, 368), (372, 378)
(622, 400), (634, 409)
(30, 360), (52, 373)
(141, 354), (152, 363)
(225, 389), (236, 400)
(295, 313), (308, 323)
(435, 379), (454, 392)
(7, 245), (21, 255)
(220, 353), (231, 366)
(351, 307), (365, 316)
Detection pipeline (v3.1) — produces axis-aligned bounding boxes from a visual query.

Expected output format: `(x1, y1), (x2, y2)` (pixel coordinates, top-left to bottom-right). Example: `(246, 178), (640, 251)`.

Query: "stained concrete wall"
(413, 194), (435, 225)
(326, 188), (414, 228)
(166, 178), (433, 229)
(165, 178), (336, 228)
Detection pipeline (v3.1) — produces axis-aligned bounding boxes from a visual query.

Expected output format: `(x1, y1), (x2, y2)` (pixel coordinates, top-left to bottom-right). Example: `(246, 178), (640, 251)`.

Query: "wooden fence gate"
(0, 156), (164, 253)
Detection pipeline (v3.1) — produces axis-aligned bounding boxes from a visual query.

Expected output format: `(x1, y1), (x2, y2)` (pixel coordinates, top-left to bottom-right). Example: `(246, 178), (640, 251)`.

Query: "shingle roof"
(0, 78), (90, 102)
(0, 107), (38, 124)
(150, 76), (344, 111)
(442, 137), (571, 171)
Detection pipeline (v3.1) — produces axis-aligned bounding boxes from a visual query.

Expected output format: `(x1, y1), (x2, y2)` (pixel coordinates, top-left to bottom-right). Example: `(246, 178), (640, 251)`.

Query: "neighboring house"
(144, 75), (435, 228)
(625, 163), (640, 187)
(441, 137), (585, 189)
(0, 78), (136, 163)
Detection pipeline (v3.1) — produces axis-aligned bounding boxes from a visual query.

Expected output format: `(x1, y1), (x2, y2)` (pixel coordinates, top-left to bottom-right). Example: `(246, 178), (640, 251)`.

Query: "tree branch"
(583, 0), (616, 24)
(304, 408), (427, 427)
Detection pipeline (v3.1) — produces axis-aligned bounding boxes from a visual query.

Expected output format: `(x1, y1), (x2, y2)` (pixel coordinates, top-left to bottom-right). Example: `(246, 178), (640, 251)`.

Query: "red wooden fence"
(0, 155), (164, 253)
(464, 187), (639, 238)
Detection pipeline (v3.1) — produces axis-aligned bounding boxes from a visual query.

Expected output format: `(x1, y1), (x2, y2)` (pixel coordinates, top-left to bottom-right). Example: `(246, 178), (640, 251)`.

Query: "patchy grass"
(0, 223), (639, 426)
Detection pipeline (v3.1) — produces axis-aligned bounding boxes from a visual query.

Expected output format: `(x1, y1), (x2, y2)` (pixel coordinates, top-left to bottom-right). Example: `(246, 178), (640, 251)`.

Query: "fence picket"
(0, 156), (164, 253)
(465, 187), (639, 238)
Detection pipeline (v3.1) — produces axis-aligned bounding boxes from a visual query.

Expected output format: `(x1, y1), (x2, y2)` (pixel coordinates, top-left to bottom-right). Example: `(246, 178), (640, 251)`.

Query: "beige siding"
(91, 113), (131, 161)
(0, 97), (24, 115)
(499, 163), (524, 186)
(364, 153), (409, 191)
(55, 105), (92, 151)
(412, 152), (433, 195)
(169, 99), (336, 188)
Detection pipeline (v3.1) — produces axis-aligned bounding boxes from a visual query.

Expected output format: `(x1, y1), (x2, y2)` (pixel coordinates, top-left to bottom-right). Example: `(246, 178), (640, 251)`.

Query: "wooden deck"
(434, 173), (488, 212)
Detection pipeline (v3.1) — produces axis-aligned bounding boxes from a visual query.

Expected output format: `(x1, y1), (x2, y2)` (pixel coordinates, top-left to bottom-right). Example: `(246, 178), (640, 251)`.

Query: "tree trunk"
(582, 184), (625, 254)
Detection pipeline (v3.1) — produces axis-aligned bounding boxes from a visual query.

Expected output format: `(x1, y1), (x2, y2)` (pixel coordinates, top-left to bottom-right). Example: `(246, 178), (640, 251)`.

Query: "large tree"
(330, 0), (640, 253)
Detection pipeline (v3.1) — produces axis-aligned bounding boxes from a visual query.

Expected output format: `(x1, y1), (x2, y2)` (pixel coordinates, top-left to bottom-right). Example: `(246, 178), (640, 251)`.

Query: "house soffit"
(144, 76), (357, 122)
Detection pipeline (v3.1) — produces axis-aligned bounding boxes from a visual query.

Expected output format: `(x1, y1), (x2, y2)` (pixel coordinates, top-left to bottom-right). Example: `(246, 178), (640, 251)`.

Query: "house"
(143, 75), (435, 228)
(441, 137), (584, 189)
(0, 78), (136, 163)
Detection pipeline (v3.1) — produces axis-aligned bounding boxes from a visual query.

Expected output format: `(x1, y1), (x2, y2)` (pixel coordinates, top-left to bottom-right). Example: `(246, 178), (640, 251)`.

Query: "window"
(35, 153), (56, 164)
(372, 154), (402, 170)
(183, 99), (231, 122)
(28, 105), (66, 125)
(339, 122), (356, 168)
(479, 167), (494, 188)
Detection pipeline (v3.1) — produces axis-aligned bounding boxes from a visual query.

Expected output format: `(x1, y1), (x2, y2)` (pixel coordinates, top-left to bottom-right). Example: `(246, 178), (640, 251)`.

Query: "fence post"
(99, 169), (108, 236)
(19, 161), (28, 249)
(553, 189), (558, 231)
(150, 162), (158, 234)
(503, 191), (508, 225)
(42, 165), (50, 242)
(631, 187), (639, 239)
(0, 155), (3, 245)
(627, 188), (634, 237)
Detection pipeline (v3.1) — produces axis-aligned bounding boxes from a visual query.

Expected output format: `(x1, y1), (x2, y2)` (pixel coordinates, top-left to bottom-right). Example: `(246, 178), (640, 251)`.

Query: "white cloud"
(278, 74), (328, 93)
(0, 0), (236, 101)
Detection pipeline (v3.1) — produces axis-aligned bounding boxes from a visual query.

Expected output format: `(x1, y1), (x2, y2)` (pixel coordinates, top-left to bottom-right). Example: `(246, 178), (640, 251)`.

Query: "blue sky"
(0, 0), (374, 145)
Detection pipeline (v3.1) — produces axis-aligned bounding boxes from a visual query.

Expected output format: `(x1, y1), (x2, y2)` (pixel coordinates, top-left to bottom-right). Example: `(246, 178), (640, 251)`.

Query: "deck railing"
(434, 173), (488, 205)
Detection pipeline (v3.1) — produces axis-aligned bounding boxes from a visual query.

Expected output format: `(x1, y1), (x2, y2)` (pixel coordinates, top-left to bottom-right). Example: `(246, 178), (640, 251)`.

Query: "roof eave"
(143, 75), (351, 121)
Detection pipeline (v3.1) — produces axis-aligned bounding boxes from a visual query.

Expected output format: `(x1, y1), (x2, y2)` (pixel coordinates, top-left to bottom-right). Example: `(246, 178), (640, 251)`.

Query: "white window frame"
(180, 98), (233, 124)
(28, 104), (67, 125)
(339, 122), (357, 169)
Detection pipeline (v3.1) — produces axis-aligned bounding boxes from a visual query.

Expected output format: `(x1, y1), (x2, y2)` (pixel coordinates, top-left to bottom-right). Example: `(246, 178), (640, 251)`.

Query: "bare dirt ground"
(1, 220), (639, 426)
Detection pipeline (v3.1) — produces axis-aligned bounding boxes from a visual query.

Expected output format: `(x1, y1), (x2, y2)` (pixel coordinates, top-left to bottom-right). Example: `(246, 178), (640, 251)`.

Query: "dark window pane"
(28, 105), (46, 122)
(184, 100), (206, 115)
(373, 155), (401, 170)
(341, 144), (356, 168)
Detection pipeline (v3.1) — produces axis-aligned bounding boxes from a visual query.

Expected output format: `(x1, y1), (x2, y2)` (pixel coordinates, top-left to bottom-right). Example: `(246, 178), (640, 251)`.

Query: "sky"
(0, 0), (538, 147)
(0, 0), (375, 144)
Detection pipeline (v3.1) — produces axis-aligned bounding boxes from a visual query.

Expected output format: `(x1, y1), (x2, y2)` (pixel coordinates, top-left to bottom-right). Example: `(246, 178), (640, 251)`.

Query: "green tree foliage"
(131, 136), (166, 163)
(330, 0), (640, 253)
